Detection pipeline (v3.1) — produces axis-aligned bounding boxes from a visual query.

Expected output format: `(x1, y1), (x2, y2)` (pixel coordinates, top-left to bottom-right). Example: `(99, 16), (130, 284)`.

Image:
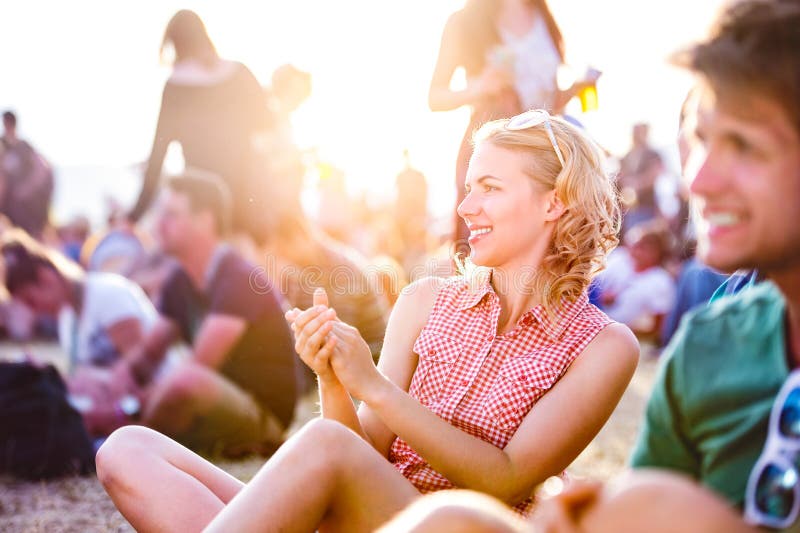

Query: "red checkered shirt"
(389, 274), (613, 515)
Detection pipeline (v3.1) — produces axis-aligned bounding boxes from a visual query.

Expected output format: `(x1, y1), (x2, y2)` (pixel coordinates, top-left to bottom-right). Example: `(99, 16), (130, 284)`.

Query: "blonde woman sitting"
(96, 111), (638, 532)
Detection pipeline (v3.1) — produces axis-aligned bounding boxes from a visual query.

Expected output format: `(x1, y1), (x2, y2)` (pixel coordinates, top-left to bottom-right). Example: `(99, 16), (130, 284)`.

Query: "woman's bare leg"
(204, 418), (420, 533)
(96, 425), (244, 532)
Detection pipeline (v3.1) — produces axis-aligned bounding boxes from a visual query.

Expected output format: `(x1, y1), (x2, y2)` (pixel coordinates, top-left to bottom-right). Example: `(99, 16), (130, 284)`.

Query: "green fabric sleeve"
(629, 335), (700, 477)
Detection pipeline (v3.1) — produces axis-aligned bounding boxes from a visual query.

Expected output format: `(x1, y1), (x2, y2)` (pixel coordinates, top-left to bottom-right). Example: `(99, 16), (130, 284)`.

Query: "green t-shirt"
(630, 281), (788, 507)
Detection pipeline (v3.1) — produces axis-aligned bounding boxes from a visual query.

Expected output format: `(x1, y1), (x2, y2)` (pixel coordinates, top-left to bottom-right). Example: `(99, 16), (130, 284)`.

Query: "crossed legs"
(97, 418), (419, 533)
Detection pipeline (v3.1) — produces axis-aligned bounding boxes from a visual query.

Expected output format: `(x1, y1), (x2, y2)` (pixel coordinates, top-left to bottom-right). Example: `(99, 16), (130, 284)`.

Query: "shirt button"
(460, 379), (469, 387)
(428, 349), (436, 355)
(521, 316), (534, 326)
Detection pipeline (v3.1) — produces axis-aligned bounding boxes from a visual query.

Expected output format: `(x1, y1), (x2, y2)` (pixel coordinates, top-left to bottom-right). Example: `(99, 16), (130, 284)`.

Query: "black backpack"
(0, 361), (95, 479)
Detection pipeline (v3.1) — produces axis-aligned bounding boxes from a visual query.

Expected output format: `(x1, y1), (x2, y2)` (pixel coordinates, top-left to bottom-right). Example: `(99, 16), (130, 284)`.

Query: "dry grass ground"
(0, 341), (660, 532)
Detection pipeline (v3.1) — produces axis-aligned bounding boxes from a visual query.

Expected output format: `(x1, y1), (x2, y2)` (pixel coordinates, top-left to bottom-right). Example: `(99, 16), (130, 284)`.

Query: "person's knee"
(379, 491), (528, 533)
(302, 418), (359, 449)
(580, 470), (753, 533)
(150, 365), (208, 409)
(95, 425), (160, 489)
(288, 418), (361, 470)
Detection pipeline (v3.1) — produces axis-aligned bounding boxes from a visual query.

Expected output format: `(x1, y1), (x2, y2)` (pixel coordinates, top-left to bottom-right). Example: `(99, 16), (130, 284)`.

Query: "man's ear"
(544, 191), (566, 222)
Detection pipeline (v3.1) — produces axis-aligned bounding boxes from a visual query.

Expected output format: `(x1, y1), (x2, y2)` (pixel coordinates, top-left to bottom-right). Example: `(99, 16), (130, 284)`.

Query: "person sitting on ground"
(0, 228), (178, 437)
(108, 170), (298, 456)
(600, 220), (676, 341)
(95, 110), (638, 532)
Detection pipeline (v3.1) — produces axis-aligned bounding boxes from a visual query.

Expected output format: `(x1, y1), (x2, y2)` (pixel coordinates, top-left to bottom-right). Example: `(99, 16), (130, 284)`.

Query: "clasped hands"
(285, 288), (381, 401)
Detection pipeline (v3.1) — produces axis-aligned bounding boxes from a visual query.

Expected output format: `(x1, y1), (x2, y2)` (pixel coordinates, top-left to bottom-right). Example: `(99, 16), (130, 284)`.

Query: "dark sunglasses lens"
(780, 389), (800, 438)
(755, 463), (797, 520)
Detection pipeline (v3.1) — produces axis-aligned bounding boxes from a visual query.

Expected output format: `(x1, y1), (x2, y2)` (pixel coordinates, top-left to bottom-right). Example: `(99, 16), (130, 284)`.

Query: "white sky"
(1, 0), (725, 225)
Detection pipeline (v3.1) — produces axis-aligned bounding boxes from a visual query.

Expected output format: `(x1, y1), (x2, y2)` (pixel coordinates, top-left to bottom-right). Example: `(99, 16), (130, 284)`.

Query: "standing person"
(96, 111), (638, 532)
(617, 123), (664, 237)
(0, 111), (54, 239)
(112, 171), (298, 456)
(129, 9), (272, 242)
(429, 0), (595, 250)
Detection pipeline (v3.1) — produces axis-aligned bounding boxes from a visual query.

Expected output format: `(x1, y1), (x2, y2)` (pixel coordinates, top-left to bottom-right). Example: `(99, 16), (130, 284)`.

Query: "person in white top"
(0, 229), (175, 435)
(602, 221), (676, 340)
(57, 272), (158, 368)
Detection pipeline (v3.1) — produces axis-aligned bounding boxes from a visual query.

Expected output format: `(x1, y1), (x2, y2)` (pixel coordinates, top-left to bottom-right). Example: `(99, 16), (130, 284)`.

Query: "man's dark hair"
(166, 169), (232, 236)
(2, 111), (16, 128)
(672, 0), (800, 134)
(1, 229), (59, 294)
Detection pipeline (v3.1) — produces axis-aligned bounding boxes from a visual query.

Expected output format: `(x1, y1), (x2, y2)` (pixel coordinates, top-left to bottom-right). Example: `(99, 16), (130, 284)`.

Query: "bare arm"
(288, 280), (440, 451)
(359, 323), (639, 505)
(129, 86), (175, 222)
(105, 317), (145, 357)
(190, 314), (247, 369)
(357, 277), (443, 456)
(294, 277), (638, 504)
(288, 289), (368, 440)
(126, 317), (179, 385)
(428, 15), (479, 112)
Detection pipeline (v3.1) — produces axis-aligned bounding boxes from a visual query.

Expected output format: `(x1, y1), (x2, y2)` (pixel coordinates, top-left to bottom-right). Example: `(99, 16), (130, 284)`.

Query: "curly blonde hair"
(469, 113), (620, 316)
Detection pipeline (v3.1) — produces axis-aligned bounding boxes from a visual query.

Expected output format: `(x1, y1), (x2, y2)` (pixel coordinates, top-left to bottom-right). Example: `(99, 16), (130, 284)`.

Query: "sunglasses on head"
(505, 109), (566, 168)
(745, 369), (800, 529)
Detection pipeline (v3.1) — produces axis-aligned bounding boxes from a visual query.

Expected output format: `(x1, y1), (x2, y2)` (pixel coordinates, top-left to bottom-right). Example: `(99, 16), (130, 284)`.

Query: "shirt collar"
(456, 269), (495, 311)
(527, 292), (589, 340)
(457, 269), (589, 341)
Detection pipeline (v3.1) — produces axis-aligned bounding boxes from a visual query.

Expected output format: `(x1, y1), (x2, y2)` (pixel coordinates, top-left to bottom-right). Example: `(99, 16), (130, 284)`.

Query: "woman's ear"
(544, 191), (566, 222)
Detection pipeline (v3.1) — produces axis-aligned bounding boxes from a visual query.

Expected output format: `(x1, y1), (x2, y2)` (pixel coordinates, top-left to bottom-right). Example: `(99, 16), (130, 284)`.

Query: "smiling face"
(686, 88), (800, 276)
(457, 141), (562, 271)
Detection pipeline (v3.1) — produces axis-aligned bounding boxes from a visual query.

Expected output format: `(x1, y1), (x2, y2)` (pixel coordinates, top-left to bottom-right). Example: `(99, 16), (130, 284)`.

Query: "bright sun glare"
(1, 0), (724, 227)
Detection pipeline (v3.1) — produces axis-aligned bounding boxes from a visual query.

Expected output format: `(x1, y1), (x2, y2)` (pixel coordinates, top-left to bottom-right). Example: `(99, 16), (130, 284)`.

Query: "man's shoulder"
(684, 280), (782, 327)
(85, 271), (144, 300)
(665, 281), (784, 369)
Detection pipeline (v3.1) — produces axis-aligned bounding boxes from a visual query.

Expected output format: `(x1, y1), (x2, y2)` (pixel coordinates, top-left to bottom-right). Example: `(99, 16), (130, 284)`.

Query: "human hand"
(108, 360), (144, 401)
(325, 316), (381, 401)
(286, 287), (381, 400)
(68, 364), (142, 437)
(286, 288), (340, 385)
(473, 64), (514, 99)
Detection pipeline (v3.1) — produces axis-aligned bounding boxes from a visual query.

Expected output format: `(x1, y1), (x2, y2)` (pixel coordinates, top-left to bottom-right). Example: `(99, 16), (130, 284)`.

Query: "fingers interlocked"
(287, 304), (339, 376)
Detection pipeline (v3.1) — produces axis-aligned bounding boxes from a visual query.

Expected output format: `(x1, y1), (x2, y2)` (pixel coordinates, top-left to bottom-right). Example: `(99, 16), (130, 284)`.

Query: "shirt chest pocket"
(409, 332), (463, 403)
(485, 356), (561, 432)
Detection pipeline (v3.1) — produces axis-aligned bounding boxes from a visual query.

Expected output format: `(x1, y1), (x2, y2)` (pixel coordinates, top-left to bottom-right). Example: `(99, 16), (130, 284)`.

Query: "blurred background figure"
(116, 172), (299, 456)
(599, 220), (676, 343)
(255, 63), (312, 228)
(128, 9), (273, 244)
(258, 170), (389, 393)
(660, 88), (726, 346)
(617, 122), (665, 238)
(429, 0), (597, 251)
(392, 149), (432, 276)
(56, 214), (90, 263)
(0, 229), (175, 438)
(1, 110), (54, 240)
